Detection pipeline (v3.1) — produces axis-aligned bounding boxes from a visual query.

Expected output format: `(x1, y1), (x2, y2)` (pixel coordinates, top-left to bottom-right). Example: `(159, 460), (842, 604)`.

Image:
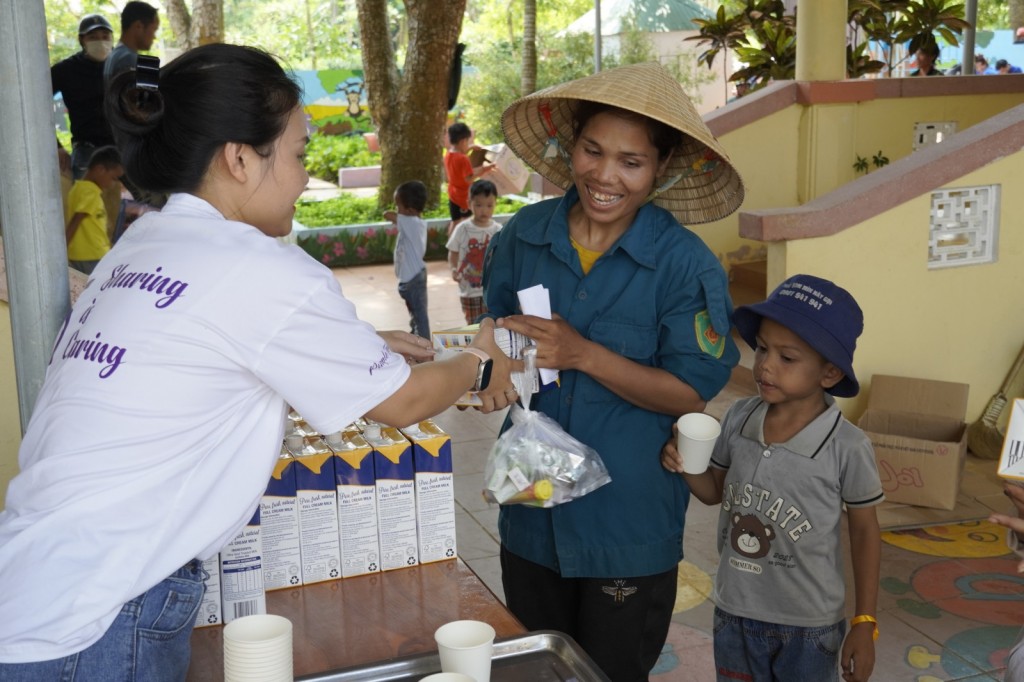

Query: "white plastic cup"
(223, 614), (293, 682)
(420, 674), (476, 681)
(675, 413), (721, 474)
(434, 620), (496, 682)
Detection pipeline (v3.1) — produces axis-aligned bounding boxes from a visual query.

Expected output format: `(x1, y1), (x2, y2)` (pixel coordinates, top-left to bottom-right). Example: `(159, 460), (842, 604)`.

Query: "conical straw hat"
(501, 62), (744, 225)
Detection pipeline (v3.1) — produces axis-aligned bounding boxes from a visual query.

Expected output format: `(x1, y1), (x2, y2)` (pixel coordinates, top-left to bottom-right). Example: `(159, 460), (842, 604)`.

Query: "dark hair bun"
(109, 75), (166, 135)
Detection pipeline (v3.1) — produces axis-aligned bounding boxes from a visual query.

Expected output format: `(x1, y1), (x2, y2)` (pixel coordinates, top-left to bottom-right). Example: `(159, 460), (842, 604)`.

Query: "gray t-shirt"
(103, 43), (138, 86)
(711, 395), (884, 627)
(393, 213), (426, 284)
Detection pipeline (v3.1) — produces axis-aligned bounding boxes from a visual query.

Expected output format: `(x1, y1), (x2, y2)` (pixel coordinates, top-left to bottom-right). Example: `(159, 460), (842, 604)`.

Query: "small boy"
(65, 145), (123, 275)
(446, 179), (501, 324)
(383, 180), (430, 340)
(662, 274), (883, 682)
(444, 122), (493, 235)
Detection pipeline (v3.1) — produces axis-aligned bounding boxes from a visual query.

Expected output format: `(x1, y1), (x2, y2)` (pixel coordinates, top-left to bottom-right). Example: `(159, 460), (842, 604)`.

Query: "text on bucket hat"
(79, 14), (113, 35)
(732, 274), (864, 397)
(500, 62), (744, 226)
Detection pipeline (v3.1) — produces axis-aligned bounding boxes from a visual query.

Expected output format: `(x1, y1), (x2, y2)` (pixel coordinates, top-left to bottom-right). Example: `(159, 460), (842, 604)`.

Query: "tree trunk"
(1011, 0), (1024, 37)
(521, 0), (537, 95)
(356, 0), (467, 211)
(163, 0), (194, 50)
(162, 0), (223, 50)
(305, 0), (317, 70)
(192, 0), (224, 46)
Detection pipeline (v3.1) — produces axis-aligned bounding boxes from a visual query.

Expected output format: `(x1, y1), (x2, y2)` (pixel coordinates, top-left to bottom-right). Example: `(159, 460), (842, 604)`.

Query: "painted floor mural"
(652, 519), (1021, 681)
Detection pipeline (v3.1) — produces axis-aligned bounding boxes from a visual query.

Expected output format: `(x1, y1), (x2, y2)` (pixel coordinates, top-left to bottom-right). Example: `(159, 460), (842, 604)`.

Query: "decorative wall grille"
(928, 186), (999, 269)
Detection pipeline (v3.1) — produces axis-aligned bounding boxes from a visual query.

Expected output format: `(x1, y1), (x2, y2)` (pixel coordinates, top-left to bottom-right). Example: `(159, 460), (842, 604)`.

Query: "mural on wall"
(292, 69), (372, 136)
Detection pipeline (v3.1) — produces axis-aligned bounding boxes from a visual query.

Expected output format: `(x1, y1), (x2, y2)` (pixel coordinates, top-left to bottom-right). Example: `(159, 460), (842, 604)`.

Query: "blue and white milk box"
(193, 554), (222, 628)
(326, 430), (381, 578)
(286, 434), (342, 584)
(260, 446), (302, 590)
(403, 421), (457, 564)
(219, 508), (266, 623)
(365, 424), (419, 571)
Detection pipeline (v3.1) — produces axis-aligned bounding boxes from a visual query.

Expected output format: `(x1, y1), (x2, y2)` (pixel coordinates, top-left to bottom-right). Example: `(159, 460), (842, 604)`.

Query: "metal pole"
(594, 0), (602, 73)
(961, 0), (978, 74)
(0, 0), (72, 432)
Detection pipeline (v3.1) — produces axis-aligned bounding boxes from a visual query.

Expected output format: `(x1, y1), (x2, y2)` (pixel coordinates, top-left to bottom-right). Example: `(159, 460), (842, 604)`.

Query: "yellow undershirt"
(570, 236), (603, 275)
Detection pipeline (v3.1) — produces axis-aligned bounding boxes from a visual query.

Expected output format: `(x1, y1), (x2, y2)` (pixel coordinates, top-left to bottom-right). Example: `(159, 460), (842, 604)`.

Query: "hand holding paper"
(508, 284), (558, 386)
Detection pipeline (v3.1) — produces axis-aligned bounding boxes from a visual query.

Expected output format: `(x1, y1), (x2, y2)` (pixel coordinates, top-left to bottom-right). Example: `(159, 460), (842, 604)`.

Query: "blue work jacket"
(482, 187), (740, 577)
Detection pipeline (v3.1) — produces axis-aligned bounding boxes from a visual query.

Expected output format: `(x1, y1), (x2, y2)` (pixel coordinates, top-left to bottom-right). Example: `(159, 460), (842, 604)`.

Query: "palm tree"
(522, 0), (537, 95)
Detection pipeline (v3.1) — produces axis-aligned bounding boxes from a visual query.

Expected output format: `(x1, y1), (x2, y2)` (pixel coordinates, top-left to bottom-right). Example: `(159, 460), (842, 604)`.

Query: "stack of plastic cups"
(223, 614), (294, 682)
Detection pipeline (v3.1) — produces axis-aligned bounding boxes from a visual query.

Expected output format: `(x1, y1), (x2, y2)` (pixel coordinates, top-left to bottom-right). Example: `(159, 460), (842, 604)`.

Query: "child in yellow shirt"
(66, 146), (123, 274)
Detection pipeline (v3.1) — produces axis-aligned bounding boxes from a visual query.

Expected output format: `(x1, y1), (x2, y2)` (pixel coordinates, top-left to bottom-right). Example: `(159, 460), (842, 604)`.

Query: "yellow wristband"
(850, 615), (879, 640)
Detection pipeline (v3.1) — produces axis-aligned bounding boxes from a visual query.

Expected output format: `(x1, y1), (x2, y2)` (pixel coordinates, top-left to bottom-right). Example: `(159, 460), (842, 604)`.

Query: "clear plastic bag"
(483, 404), (612, 508)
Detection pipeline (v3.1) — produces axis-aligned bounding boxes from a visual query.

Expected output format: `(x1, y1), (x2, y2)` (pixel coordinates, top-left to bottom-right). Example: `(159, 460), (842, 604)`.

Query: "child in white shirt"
(446, 179), (501, 324)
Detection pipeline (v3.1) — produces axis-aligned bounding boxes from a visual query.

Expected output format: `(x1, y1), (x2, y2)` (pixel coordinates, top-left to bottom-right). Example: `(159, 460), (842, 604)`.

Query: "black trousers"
(500, 546), (678, 682)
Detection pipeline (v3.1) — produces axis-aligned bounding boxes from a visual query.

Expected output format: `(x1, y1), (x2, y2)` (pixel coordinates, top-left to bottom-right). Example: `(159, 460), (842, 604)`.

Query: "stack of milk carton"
(194, 413), (457, 628)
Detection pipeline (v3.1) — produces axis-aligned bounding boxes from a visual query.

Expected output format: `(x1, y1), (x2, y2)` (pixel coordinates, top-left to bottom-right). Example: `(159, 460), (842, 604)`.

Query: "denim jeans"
(713, 606), (845, 682)
(0, 560), (207, 681)
(398, 268), (430, 340)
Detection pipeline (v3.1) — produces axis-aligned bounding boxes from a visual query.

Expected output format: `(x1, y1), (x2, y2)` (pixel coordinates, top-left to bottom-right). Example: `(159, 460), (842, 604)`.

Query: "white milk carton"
(365, 424), (419, 571)
(287, 434), (342, 584)
(193, 554), (222, 628)
(403, 421), (457, 564)
(432, 325), (539, 406)
(219, 508), (266, 623)
(999, 398), (1024, 482)
(326, 430), (381, 578)
(260, 446), (302, 590)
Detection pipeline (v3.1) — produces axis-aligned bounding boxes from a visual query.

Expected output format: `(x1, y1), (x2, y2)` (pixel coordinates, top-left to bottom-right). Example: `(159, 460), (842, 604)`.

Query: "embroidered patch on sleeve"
(695, 309), (725, 358)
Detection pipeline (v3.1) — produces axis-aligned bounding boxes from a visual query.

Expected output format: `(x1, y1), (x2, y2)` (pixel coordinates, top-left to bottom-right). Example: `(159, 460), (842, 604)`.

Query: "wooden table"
(187, 559), (525, 680)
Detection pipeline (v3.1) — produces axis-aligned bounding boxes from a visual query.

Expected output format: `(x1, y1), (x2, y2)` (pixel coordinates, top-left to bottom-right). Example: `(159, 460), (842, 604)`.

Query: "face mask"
(84, 39), (112, 61)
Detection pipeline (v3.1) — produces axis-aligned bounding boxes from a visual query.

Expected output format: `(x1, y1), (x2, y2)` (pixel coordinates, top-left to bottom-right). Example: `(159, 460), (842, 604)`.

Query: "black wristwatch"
(463, 347), (493, 392)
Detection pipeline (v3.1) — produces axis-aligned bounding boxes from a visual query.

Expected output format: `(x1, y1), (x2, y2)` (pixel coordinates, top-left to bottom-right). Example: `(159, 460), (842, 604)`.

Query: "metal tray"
(296, 630), (611, 682)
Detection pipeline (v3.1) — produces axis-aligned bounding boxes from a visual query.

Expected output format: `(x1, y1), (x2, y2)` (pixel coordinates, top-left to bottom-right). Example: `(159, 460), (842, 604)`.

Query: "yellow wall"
(848, 93), (1024, 188)
(703, 90), (1023, 270)
(778, 153), (1024, 422)
(690, 105), (803, 267)
(0, 303), (22, 508)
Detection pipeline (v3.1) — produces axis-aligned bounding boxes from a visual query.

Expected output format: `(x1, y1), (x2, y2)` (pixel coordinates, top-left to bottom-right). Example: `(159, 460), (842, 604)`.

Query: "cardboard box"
(365, 424), (419, 571)
(404, 421), (457, 564)
(858, 375), (970, 510)
(193, 555), (222, 628)
(998, 398), (1024, 481)
(219, 508), (266, 623)
(288, 435), (343, 584)
(260, 449), (303, 590)
(468, 144), (529, 196)
(327, 430), (381, 578)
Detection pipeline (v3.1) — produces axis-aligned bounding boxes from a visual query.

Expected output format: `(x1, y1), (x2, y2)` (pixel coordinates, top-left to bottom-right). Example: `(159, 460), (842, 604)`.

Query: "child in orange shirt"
(444, 122), (492, 236)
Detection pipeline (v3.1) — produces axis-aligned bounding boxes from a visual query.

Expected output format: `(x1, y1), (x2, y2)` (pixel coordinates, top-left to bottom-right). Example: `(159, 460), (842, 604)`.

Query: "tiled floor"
(332, 260), (1021, 682)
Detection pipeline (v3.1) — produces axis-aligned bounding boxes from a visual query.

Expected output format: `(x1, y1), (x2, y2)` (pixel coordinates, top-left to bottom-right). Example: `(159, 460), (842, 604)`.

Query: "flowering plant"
(297, 224), (451, 268)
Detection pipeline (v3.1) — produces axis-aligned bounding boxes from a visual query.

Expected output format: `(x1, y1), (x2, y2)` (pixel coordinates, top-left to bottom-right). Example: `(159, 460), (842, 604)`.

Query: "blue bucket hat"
(733, 274), (864, 397)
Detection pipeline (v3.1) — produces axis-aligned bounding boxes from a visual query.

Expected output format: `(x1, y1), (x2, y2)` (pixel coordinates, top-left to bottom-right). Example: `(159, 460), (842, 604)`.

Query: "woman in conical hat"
(477, 62), (744, 680)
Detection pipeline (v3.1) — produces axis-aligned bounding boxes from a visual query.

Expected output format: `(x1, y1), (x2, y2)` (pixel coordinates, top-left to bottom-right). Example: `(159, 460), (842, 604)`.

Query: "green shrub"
(298, 224), (452, 268)
(294, 192), (527, 227)
(294, 193), (529, 268)
(304, 133), (382, 183)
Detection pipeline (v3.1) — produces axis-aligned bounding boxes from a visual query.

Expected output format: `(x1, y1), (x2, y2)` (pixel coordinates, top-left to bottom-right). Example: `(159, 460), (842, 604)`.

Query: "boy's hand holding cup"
(674, 413), (721, 475)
